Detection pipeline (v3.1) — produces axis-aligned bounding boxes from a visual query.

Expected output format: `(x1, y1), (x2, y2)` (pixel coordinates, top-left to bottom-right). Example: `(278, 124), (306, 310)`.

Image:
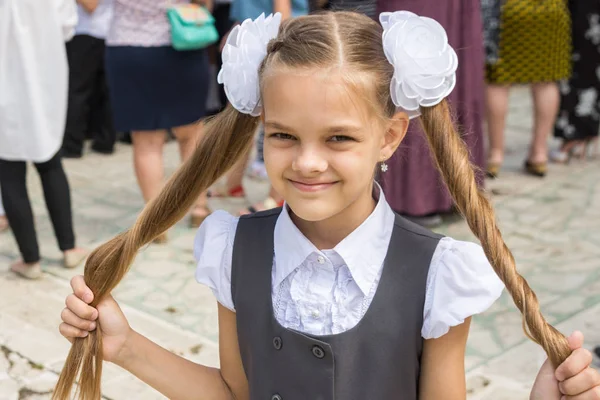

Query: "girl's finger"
(560, 367), (600, 396)
(556, 348), (593, 381)
(568, 331), (585, 351)
(65, 293), (98, 321)
(60, 308), (97, 332)
(58, 322), (89, 340)
(564, 386), (600, 400)
(70, 275), (94, 304)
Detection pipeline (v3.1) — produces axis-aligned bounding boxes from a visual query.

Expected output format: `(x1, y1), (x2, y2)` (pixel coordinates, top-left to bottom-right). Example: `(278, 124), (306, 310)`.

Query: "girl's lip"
(288, 180), (337, 192)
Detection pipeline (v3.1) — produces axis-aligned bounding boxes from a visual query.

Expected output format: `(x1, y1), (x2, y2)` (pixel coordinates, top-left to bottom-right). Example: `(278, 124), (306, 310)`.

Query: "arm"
(273, 0), (292, 20)
(418, 318), (471, 400)
(77, 0), (98, 13)
(118, 304), (248, 400)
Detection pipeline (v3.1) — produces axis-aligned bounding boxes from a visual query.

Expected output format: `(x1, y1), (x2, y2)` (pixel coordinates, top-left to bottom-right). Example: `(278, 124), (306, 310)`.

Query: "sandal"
(63, 248), (89, 269)
(486, 161), (502, 179)
(190, 205), (212, 228)
(10, 260), (43, 280)
(549, 140), (586, 164)
(0, 215), (8, 233)
(207, 184), (245, 199)
(239, 197), (284, 216)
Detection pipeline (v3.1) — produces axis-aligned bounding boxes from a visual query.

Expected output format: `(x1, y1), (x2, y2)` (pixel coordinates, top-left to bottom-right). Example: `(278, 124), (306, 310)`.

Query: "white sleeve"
(422, 237), (505, 339)
(54, 0), (78, 41)
(194, 210), (239, 312)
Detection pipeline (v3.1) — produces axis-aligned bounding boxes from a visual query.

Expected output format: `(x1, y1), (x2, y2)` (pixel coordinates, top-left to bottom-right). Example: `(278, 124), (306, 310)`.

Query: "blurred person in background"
(104, 0), (213, 240)
(485, 0), (571, 178)
(62, 0), (117, 158)
(552, 0), (600, 162)
(0, 0), (89, 279)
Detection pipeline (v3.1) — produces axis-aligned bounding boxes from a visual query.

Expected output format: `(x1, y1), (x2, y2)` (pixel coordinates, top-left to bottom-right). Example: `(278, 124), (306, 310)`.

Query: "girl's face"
(261, 69), (407, 223)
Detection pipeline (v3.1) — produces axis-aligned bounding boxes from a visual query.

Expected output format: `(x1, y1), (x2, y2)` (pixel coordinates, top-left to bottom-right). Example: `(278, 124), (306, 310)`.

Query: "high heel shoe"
(524, 160), (547, 177)
(549, 140), (585, 164)
(486, 162), (502, 179)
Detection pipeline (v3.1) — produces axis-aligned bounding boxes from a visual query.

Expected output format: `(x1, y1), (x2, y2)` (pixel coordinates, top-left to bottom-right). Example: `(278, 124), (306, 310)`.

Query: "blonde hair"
(53, 11), (569, 400)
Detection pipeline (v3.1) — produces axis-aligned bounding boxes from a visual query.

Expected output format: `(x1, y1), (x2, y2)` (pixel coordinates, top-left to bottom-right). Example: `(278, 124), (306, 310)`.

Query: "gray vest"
(231, 208), (443, 400)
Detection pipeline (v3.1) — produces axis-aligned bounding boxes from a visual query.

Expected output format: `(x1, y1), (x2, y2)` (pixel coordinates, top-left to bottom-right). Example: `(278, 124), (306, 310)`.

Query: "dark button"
(312, 345), (325, 359)
(272, 336), (283, 350)
(271, 394), (282, 400)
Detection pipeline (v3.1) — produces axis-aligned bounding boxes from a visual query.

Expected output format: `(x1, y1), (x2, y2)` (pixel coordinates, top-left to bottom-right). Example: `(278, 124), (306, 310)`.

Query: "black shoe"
(91, 143), (115, 155)
(60, 149), (83, 159)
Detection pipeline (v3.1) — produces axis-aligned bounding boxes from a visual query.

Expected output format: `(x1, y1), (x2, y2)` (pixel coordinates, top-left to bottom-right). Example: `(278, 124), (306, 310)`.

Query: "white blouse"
(195, 191), (505, 339)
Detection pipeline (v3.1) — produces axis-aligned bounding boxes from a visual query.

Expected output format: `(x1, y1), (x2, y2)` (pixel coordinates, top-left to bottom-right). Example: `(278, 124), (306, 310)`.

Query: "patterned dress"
(554, 0), (600, 141)
(486, 0), (571, 84)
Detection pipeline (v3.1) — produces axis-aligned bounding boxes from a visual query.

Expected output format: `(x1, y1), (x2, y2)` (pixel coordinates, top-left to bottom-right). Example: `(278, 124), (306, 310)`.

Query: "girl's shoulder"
(422, 237), (505, 339)
(193, 210), (240, 311)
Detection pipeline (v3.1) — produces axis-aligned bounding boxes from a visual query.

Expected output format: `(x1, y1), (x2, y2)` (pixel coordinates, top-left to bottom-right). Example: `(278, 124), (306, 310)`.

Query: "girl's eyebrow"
(265, 121), (362, 134)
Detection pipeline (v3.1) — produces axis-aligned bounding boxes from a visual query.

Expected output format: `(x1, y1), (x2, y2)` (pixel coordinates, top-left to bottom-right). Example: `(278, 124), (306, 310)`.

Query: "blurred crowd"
(0, 0), (598, 277)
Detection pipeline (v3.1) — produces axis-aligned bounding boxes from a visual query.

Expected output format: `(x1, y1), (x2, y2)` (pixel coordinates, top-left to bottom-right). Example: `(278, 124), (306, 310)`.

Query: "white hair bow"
(218, 11), (457, 119)
(380, 11), (458, 119)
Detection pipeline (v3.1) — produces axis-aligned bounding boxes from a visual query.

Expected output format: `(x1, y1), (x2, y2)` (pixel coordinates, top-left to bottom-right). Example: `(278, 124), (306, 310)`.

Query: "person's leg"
(33, 152), (88, 267)
(171, 122), (211, 226)
(529, 82), (560, 167)
(131, 130), (167, 203)
(62, 35), (98, 158)
(0, 159), (42, 278)
(91, 39), (117, 154)
(485, 84), (510, 176)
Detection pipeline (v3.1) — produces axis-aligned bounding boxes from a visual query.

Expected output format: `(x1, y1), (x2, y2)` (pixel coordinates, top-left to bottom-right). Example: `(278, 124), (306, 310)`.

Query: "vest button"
(271, 394), (283, 400)
(312, 345), (325, 359)
(273, 336), (283, 350)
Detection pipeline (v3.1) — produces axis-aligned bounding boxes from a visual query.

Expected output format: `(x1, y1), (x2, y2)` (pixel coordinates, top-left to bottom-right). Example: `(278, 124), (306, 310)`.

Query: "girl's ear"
(380, 111), (409, 160)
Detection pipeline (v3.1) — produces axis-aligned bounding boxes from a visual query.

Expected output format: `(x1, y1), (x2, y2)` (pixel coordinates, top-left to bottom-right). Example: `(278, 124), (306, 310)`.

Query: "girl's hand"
(59, 275), (132, 365)
(530, 331), (600, 400)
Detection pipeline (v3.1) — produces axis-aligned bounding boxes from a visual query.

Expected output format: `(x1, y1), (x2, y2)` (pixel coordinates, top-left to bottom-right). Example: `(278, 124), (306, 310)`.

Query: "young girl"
(54, 11), (600, 400)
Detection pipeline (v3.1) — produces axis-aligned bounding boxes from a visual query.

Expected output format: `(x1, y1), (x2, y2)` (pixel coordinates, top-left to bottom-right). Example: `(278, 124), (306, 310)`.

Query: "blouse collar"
(273, 183), (395, 295)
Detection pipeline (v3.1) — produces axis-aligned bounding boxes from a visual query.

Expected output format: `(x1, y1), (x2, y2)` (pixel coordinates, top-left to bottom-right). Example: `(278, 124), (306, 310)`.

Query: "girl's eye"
(270, 132), (296, 140)
(329, 135), (355, 142)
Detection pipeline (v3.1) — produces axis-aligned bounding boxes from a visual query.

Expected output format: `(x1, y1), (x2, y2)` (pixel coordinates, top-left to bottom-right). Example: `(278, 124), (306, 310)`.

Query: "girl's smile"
(287, 178), (339, 193)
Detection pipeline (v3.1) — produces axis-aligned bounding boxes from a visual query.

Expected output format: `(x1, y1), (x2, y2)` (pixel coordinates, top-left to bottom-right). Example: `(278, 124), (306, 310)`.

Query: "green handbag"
(167, 4), (219, 51)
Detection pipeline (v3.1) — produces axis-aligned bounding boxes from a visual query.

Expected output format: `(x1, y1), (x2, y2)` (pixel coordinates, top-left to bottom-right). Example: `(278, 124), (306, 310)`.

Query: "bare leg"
(485, 84), (511, 165)
(171, 122), (210, 225)
(131, 130), (167, 203)
(530, 82), (560, 163)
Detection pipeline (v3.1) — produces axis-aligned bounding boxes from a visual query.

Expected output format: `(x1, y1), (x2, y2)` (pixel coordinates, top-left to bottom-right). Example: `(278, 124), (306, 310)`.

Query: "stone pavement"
(1, 87), (599, 399)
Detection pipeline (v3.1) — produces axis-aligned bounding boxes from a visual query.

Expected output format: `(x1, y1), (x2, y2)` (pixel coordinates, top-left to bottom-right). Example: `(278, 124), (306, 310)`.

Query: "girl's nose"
(292, 147), (328, 174)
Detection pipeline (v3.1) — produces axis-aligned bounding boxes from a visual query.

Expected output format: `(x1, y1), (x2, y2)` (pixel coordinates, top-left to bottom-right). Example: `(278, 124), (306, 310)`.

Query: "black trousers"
(63, 34), (116, 156)
(211, 3), (235, 114)
(0, 152), (75, 263)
